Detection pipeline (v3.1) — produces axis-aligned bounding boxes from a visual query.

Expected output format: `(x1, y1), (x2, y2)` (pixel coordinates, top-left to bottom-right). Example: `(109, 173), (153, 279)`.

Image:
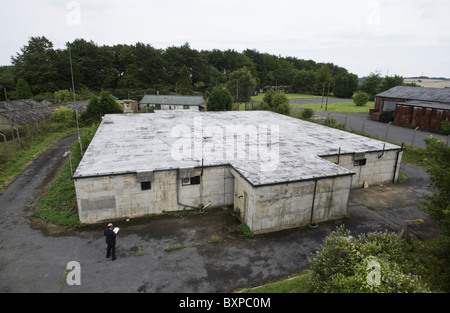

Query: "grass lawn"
(239, 270), (311, 293)
(291, 101), (373, 114)
(251, 93), (321, 103)
(247, 93), (373, 114)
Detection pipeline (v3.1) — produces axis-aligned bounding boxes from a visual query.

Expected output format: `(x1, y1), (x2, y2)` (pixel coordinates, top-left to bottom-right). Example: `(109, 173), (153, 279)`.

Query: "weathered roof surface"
(140, 95), (205, 106)
(397, 100), (450, 111)
(73, 111), (401, 186)
(376, 86), (450, 103)
(0, 100), (88, 126)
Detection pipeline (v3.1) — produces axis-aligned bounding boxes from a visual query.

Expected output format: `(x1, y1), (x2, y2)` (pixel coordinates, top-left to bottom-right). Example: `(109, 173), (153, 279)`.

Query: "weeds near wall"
(237, 223), (254, 238)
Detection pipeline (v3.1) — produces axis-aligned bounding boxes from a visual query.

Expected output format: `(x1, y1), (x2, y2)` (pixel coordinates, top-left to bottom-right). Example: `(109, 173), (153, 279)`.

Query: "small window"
(354, 159), (367, 166)
(141, 181), (152, 190)
(182, 175), (201, 186)
(190, 175), (200, 185)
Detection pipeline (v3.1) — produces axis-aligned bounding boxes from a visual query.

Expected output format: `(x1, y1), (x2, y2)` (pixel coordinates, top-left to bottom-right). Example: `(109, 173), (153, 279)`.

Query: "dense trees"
(2, 36), (363, 100)
(2, 36), (414, 102)
(85, 90), (123, 121)
(359, 72), (406, 100)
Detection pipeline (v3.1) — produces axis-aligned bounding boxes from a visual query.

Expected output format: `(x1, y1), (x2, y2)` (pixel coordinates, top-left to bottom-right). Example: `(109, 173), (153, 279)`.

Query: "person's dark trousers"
(106, 244), (116, 260)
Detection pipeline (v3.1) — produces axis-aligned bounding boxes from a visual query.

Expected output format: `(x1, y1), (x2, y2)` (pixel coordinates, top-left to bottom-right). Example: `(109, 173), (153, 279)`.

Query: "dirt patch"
(30, 216), (75, 237)
(349, 183), (421, 211)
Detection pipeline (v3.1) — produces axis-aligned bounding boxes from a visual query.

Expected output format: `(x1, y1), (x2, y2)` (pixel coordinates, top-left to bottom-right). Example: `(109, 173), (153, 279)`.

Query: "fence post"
(0, 132), (8, 154)
(13, 125), (20, 146)
(384, 122), (392, 141)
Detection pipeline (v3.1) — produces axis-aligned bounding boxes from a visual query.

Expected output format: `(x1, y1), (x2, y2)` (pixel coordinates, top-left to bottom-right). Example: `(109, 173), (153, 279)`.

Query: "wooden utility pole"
(325, 82), (330, 111)
(321, 83), (325, 109)
(236, 80), (239, 111)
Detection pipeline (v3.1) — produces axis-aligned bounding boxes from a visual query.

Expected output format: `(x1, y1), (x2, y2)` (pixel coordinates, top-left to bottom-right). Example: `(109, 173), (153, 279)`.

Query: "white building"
(73, 111), (403, 234)
(139, 95), (206, 111)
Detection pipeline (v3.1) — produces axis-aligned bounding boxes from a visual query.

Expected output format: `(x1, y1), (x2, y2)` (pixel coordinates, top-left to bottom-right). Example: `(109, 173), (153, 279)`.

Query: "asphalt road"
(0, 131), (440, 293)
(290, 99), (448, 148)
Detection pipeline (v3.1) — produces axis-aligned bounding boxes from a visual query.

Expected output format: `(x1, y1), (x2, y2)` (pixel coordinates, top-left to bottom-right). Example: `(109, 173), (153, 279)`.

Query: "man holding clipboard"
(104, 223), (119, 261)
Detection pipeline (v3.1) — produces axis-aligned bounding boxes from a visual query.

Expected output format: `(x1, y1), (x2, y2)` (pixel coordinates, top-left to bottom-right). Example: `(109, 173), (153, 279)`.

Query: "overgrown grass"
(240, 270), (312, 293)
(33, 123), (99, 228)
(33, 149), (83, 227)
(0, 123), (79, 193)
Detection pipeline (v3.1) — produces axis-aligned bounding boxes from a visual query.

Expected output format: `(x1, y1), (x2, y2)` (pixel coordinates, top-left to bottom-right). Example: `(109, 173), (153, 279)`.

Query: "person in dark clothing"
(104, 223), (117, 261)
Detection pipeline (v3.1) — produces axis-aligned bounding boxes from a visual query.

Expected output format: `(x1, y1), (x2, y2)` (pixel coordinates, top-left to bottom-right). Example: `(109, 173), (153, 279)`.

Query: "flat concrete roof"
(73, 111), (401, 186)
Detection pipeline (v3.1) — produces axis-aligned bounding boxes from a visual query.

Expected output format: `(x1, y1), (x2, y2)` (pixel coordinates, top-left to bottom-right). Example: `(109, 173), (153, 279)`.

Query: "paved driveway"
(0, 135), (440, 293)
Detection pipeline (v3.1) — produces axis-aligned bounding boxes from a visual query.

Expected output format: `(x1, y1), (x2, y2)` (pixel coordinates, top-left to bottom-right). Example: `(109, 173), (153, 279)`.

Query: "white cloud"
(1, 0), (449, 77)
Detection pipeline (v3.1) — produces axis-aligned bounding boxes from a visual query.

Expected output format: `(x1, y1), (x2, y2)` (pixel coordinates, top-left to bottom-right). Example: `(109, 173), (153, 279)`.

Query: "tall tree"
(333, 72), (358, 98)
(15, 78), (33, 99)
(226, 67), (256, 103)
(12, 36), (57, 94)
(360, 72), (383, 99)
(292, 70), (315, 93)
(177, 65), (193, 95)
(381, 75), (404, 92)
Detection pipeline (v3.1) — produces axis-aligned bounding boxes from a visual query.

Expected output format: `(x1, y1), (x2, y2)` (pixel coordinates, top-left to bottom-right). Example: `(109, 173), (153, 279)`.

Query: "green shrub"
(440, 120), (450, 135)
(308, 226), (430, 293)
(51, 106), (75, 126)
(352, 91), (370, 107)
(54, 90), (72, 104)
(301, 108), (314, 119)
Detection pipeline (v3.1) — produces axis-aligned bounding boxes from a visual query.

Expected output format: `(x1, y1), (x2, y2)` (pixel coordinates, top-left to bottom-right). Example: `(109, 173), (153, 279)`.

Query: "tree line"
(0, 36), (413, 102)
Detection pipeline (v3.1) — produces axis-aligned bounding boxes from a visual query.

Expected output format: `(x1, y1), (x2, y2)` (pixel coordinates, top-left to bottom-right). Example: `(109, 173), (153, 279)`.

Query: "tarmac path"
(0, 128), (440, 293)
(290, 99), (448, 148)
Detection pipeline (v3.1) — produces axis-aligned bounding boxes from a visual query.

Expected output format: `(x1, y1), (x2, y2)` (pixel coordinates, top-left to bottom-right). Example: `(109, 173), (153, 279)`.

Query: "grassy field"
(251, 93), (321, 103)
(291, 101), (373, 113)
(247, 93), (372, 114)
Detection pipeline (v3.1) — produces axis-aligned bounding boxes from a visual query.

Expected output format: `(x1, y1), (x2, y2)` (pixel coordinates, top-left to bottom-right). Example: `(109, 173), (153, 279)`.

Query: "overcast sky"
(2, 0), (450, 78)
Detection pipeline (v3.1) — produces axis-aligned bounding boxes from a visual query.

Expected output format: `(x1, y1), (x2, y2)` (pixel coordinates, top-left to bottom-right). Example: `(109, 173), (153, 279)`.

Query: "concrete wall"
(230, 168), (257, 228)
(321, 150), (402, 188)
(74, 166), (234, 224)
(249, 175), (352, 234)
(230, 167), (352, 234)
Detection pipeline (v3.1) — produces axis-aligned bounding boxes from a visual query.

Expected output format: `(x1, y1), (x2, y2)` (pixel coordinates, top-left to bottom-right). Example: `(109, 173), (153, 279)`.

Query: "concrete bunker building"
(73, 111), (403, 234)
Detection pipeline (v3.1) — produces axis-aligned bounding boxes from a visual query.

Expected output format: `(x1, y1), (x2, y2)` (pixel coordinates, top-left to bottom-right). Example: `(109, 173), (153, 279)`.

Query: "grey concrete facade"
(75, 166), (234, 224)
(321, 150), (403, 188)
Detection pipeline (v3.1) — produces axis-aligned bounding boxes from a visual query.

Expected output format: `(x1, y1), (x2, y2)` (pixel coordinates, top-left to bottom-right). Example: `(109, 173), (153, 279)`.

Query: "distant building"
(371, 86), (450, 131)
(139, 95), (206, 111)
(117, 99), (138, 113)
